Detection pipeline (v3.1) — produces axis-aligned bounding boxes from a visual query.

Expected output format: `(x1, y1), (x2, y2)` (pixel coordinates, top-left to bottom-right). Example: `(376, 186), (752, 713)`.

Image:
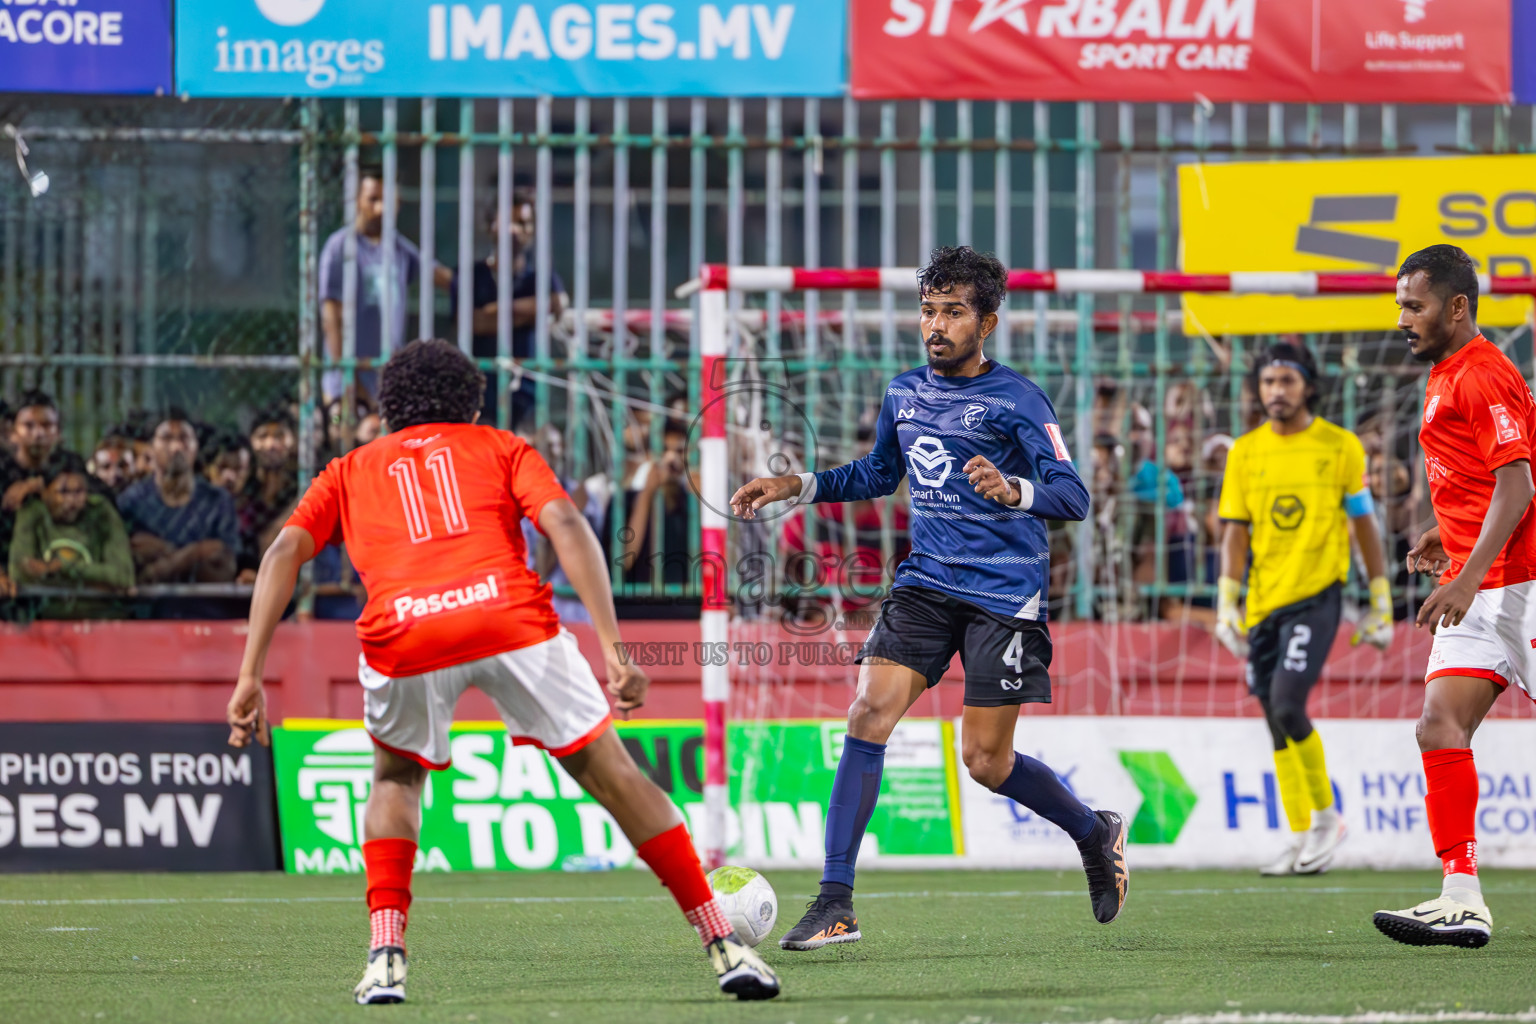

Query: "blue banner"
(0, 0), (172, 94)
(175, 1), (845, 97)
(1517, 0), (1536, 104)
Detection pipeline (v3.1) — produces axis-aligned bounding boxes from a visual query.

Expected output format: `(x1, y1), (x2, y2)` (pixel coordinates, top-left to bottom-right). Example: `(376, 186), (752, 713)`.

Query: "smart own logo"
(256, 0), (327, 27)
(906, 437), (957, 488)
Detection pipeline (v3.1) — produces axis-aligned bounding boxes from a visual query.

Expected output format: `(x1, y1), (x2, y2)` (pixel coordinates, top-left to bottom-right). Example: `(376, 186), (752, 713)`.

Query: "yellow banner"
(1179, 155), (1536, 336)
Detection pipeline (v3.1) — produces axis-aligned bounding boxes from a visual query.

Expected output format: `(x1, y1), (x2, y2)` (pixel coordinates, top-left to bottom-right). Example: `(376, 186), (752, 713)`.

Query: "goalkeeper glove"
(1215, 577), (1248, 660)
(1352, 576), (1394, 651)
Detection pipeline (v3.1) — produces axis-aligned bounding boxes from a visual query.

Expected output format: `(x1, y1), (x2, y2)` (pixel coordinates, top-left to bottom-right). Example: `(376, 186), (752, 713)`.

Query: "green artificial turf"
(3, 868), (1533, 1024)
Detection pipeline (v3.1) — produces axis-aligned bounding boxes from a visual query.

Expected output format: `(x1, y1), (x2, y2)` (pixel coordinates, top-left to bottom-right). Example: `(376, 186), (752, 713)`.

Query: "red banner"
(850, 0), (1510, 103)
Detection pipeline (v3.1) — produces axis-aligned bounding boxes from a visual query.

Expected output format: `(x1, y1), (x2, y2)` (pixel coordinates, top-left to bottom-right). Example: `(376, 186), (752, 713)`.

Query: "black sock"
(818, 881), (853, 903)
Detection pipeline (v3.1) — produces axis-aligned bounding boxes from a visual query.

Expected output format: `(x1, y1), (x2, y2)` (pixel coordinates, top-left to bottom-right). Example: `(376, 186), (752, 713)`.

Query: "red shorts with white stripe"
(1424, 579), (1536, 700)
(361, 628), (612, 770)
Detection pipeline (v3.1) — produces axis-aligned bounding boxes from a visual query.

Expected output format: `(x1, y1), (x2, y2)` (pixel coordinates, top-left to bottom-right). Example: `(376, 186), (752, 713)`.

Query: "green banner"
(272, 719), (959, 873)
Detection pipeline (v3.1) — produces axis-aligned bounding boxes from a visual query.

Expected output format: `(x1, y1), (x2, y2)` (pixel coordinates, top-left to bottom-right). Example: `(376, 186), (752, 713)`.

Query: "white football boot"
(354, 946), (407, 1005)
(1374, 894), (1492, 949)
(1295, 806), (1347, 875)
(1259, 834), (1305, 877)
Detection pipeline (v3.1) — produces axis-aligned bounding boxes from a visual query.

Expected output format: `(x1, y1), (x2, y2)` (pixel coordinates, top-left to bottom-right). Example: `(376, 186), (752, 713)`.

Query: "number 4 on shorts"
(1003, 632), (1024, 672)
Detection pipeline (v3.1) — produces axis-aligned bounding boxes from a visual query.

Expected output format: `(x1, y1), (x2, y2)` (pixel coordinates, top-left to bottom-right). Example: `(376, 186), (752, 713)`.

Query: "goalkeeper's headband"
(1263, 358), (1313, 381)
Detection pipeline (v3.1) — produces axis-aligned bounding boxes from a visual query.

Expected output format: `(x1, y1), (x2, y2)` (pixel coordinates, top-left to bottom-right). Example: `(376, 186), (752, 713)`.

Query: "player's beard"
(926, 332), (979, 373)
(1404, 319), (1452, 363)
(1403, 329), (1435, 363)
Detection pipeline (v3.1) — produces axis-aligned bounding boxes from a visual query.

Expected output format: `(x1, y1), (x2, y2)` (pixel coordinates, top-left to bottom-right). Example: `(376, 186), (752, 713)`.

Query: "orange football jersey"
(1421, 335), (1536, 590)
(286, 422), (570, 676)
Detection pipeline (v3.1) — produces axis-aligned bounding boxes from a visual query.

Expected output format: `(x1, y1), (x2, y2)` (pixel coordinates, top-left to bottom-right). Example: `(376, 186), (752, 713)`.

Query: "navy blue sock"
(821, 735), (886, 889)
(993, 752), (1098, 842)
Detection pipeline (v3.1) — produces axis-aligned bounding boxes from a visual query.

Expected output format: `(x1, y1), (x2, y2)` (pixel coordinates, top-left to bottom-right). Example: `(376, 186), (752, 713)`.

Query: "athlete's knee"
(1260, 706), (1288, 750)
(1271, 698), (1312, 742)
(961, 742), (1014, 790)
(373, 749), (428, 791)
(846, 694), (901, 744)
(1416, 707), (1470, 752)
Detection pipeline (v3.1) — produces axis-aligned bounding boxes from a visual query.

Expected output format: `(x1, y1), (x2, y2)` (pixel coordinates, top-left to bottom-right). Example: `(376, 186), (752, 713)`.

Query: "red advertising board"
(850, 0), (1510, 103)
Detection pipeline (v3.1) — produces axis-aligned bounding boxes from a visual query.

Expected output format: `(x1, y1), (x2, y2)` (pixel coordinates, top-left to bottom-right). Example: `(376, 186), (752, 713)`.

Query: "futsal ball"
(706, 865), (778, 947)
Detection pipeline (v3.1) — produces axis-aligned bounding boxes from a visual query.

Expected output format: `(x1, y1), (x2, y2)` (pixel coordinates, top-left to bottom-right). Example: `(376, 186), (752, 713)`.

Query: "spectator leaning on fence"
(320, 163), (453, 407)
(236, 407), (300, 582)
(117, 412), (238, 584)
(9, 450), (133, 593)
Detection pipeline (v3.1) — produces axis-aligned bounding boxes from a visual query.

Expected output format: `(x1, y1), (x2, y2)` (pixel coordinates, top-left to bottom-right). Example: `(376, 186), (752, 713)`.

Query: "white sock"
(1442, 872), (1482, 902)
(1311, 806), (1338, 829)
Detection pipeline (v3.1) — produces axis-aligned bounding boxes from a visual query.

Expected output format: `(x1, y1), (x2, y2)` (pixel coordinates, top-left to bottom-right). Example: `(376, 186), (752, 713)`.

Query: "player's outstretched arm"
(538, 498), (651, 718)
(1417, 460), (1535, 631)
(228, 525), (315, 748)
(729, 475), (803, 520)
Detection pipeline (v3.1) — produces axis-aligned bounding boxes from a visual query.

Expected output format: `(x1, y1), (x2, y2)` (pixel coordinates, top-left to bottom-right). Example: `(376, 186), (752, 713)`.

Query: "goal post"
(691, 264), (1536, 868)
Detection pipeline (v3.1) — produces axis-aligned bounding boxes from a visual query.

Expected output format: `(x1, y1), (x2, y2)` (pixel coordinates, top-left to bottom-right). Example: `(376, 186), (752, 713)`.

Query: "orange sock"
(1422, 748), (1478, 876)
(363, 838), (416, 952)
(636, 823), (732, 945)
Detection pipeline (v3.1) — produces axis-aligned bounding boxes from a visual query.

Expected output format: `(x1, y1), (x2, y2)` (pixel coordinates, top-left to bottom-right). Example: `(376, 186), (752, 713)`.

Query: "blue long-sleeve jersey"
(802, 361), (1089, 621)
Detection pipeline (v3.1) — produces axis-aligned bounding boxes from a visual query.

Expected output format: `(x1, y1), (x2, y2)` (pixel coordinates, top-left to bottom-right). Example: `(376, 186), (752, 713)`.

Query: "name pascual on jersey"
(394, 572), (501, 622)
(214, 3), (806, 90)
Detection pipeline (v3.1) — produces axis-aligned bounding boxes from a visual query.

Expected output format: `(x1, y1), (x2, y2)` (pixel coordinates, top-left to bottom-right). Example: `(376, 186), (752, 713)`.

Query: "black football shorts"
(856, 585), (1053, 707)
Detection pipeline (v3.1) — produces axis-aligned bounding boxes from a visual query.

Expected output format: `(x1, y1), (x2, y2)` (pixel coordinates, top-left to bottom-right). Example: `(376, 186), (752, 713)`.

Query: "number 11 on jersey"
(389, 448), (469, 543)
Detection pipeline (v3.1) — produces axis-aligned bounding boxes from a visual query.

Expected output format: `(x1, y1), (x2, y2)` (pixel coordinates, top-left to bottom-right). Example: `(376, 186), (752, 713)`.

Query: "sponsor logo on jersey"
(1044, 422), (1072, 461)
(1491, 404), (1521, 444)
(896, 407), (917, 420)
(393, 572), (503, 622)
(962, 403), (989, 430)
(905, 436), (957, 487)
(1425, 395), (1440, 423)
(1270, 494), (1306, 530)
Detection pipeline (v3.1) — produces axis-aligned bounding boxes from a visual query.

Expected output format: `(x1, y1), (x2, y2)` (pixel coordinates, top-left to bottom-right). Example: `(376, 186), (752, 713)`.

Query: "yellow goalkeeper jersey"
(1218, 417), (1369, 628)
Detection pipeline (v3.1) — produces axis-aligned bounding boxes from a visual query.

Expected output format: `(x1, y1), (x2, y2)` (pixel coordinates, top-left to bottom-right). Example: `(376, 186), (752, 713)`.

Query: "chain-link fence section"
(1, 95), (1532, 639)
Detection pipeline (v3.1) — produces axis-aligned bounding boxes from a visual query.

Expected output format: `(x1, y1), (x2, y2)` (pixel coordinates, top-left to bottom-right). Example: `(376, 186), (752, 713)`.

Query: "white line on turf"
(1046, 1014), (1536, 1024)
(42, 926), (100, 931)
(0, 885), (1496, 908)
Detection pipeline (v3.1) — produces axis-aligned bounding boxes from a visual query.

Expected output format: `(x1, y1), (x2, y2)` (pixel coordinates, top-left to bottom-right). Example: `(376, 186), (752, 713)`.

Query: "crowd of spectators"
(0, 389), (313, 617)
(0, 162), (1428, 627)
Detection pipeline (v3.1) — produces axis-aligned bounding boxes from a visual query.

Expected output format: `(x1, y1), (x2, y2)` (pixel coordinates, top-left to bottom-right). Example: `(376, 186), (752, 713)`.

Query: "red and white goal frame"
(691, 264), (1536, 869)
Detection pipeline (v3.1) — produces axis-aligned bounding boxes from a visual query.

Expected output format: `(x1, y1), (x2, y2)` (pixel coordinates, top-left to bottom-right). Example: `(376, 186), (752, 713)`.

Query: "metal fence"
(2, 94), (1532, 620)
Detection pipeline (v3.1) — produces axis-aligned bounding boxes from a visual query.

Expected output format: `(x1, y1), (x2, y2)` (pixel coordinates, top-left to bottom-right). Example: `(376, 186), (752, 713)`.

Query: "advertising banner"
(272, 719), (958, 873)
(176, 1), (845, 97)
(0, 0), (172, 95)
(0, 723), (280, 872)
(1180, 154), (1536, 336)
(1516, 0), (1536, 105)
(850, 0), (1509, 104)
(960, 717), (1536, 870)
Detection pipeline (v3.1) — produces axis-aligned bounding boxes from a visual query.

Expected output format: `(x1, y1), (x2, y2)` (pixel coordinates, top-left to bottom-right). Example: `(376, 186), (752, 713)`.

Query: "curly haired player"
(227, 340), (779, 1003)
